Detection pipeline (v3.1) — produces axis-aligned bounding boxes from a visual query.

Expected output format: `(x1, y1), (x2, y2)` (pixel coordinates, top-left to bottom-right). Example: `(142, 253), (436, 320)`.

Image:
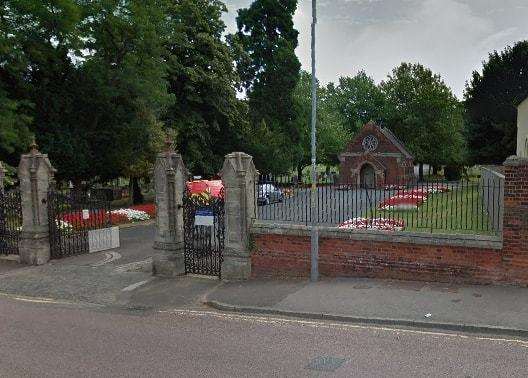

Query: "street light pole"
(310, 0), (319, 282)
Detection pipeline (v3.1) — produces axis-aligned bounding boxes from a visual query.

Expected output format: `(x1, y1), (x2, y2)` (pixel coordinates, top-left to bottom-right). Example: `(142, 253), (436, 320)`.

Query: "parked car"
(257, 183), (284, 205)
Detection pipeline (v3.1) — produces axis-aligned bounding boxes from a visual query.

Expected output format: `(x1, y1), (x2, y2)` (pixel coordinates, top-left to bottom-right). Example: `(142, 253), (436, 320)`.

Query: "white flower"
(111, 208), (150, 221)
(56, 220), (73, 230)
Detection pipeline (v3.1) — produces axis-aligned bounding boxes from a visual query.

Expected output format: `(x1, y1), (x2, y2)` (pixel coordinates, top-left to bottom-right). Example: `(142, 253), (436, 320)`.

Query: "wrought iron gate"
(183, 190), (225, 277)
(48, 190), (111, 259)
(0, 189), (22, 255)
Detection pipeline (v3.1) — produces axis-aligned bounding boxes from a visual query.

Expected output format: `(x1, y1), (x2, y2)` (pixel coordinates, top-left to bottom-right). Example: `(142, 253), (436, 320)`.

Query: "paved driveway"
(257, 187), (394, 226)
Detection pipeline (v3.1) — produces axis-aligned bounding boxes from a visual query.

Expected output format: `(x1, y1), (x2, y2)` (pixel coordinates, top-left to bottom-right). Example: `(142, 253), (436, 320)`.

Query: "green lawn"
(367, 185), (500, 235)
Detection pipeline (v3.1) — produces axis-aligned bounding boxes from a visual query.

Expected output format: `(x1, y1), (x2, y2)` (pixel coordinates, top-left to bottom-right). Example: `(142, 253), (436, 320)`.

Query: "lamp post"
(310, 0), (319, 282)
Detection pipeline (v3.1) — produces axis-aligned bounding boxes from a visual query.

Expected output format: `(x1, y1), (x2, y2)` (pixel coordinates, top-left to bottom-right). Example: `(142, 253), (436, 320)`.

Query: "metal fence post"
(0, 161), (5, 195)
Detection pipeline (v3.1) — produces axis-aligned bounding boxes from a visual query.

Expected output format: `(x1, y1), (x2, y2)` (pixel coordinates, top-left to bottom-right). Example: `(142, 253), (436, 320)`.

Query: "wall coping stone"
(480, 166), (505, 179)
(251, 221), (503, 250)
(504, 156), (528, 166)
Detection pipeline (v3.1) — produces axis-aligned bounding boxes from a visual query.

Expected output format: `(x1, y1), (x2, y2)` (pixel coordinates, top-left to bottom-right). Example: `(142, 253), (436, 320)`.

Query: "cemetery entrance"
(48, 190), (118, 259)
(182, 190), (225, 277)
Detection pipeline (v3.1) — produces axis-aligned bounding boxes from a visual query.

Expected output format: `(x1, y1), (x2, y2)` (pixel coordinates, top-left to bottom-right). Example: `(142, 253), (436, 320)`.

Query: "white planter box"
(88, 226), (120, 253)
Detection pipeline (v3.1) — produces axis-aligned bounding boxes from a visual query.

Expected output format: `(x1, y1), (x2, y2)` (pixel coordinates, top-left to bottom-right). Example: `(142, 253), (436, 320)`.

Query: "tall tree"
(291, 71), (350, 177)
(1, 0), (172, 190)
(325, 71), (385, 134)
(230, 0), (301, 173)
(79, 0), (172, 185)
(380, 63), (465, 178)
(164, 0), (245, 176)
(464, 41), (528, 164)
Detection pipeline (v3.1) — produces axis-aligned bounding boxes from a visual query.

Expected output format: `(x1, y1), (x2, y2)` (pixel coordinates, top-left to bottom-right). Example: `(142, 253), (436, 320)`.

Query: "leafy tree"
(1, 0), (172, 197)
(0, 87), (32, 165)
(325, 71), (384, 134)
(291, 71), (350, 178)
(78, 0), (172, 191)
(230, 0), (301, 173)
(464, 41), (528, 164)
(163, 0), (245, 177)
(1, 0), (85, 176)
(380, 63), (465, 179)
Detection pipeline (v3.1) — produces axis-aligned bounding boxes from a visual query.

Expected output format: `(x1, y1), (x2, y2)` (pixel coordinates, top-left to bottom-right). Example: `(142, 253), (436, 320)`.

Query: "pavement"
(205, 278), (528, 337)
(1, 223), (528, 338)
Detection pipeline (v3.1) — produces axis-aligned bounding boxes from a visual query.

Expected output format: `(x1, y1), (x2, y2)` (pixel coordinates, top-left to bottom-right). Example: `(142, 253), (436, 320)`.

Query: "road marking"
(0, 292), (103, 307)
(91, 251), (121, 267)
(122, 279), (153, 292)
(159, 309), (528, 348)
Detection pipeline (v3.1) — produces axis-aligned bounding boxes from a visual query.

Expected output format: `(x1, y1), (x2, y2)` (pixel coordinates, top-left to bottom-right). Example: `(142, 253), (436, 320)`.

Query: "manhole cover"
(306, 356), (347, 372)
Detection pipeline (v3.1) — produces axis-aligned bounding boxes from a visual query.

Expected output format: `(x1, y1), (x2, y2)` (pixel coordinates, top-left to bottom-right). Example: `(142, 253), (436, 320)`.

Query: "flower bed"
(57, 204), (157, 229)
(379, 194), (427, 210)
(379, 185), (451, 211)
(339, 217), (405, 231)
(111, 204), (156, 225)
(187, 180), (224, 198)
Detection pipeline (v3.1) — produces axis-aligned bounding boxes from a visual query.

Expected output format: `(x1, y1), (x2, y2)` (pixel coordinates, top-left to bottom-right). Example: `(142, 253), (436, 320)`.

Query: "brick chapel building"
(339, 121), (414, 187)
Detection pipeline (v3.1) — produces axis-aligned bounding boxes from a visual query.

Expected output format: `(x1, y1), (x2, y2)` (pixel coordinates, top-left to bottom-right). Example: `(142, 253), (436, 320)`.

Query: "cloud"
(223, 0), (528, 98)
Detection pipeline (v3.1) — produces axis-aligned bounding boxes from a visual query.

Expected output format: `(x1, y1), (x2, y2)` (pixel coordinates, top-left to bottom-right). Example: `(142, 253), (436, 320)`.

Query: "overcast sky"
(223, 0), (528, 99)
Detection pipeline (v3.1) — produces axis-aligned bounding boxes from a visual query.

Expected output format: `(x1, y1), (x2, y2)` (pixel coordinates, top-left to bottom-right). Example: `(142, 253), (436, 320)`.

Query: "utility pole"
(310, 0), (319, 282)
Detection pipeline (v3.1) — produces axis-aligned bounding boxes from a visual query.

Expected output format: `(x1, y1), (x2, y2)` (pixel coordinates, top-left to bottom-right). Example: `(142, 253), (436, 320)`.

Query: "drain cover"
(306, 356), (347, 372)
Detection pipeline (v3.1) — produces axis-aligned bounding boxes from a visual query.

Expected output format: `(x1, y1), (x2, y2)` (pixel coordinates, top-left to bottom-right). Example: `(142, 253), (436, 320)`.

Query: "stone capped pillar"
(219, 152), (258, 280)
(502, 156), (528, 282)
(18, 142), (56, 265)
(152, 141), (188, 277)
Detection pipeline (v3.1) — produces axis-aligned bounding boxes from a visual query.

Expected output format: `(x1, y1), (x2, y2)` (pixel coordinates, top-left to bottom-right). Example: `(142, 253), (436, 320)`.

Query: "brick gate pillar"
(502, 156), (528, 283)
(219, 152), (258, 280)
(152, 141), (188, 277)
(18, 142), (56, 265)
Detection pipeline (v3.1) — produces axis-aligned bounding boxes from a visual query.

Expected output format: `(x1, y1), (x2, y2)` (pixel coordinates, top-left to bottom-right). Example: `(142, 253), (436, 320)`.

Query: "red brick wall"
(251, 233), (504, 284)
(251, 156), (528, 286)
(502, 157), (528, 283)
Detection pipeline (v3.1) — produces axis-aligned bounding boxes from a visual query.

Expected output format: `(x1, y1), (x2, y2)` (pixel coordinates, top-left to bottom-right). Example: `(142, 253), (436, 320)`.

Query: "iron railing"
(183, 189), (225, 277)
(0, 188), (22, 255)
(48, 190), (112, 259)
(255, 174), (503, 235)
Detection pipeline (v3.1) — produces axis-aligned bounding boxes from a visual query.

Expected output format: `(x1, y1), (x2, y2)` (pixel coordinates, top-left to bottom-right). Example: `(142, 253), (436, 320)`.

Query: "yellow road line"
(160, 309), (528, 348)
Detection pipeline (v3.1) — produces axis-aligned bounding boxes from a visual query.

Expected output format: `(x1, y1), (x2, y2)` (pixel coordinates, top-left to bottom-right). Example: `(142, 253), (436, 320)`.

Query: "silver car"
(257, 183), (284, 205)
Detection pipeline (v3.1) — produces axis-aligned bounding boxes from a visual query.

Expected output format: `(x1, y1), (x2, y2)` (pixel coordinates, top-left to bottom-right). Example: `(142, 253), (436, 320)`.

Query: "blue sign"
(195, 208), (214, 226)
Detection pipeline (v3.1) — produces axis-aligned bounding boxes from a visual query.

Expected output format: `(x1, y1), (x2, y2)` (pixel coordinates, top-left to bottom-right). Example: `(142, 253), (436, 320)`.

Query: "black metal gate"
(48, 190), (111, 259)
(0, 189), (22, 255)
(183, 191), (225, 277)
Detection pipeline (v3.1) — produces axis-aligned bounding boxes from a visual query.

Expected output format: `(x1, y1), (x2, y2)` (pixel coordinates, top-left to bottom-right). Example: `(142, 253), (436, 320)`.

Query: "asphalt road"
(257, 187), (393, 225)
(1, 296), (527, 377)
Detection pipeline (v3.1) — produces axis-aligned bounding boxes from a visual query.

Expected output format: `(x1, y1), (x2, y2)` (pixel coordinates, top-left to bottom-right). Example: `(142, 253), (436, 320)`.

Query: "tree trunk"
(418, 163), (424, 182)
(72, 179), (83, 196)
(432, 165), (440, 175)
(130, 177), (144, 205)
(297, 165), (303, 184)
